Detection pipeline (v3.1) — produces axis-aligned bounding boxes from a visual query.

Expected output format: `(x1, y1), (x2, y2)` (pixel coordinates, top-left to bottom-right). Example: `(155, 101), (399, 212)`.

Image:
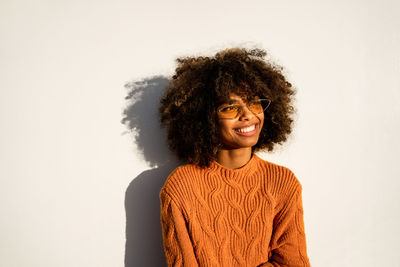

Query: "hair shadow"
(121, 76), (182, 266)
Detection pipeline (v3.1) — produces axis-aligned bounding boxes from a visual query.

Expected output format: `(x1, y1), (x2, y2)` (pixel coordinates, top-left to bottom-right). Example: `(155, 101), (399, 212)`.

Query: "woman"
(158, 47), (311, 267)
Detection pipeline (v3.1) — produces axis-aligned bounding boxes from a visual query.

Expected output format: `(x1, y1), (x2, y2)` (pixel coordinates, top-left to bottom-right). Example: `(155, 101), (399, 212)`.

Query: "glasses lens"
(249, 102), (263, 113)
(249, 99), (270, 113)
(218, 105), (240, 119)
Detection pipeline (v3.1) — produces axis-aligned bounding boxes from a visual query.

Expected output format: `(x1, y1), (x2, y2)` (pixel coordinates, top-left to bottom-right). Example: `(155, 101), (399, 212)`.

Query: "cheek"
(217, 121), (235, 142)
(219, 124), (230, 137)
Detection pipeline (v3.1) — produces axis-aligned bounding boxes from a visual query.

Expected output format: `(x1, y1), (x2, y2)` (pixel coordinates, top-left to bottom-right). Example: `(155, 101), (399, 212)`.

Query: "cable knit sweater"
(159, 154), (311, 267)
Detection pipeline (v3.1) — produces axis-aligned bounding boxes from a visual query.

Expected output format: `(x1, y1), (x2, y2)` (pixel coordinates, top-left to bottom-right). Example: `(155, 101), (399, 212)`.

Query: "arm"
(261, 184), (311, 267)
(160, 189), (199, 267)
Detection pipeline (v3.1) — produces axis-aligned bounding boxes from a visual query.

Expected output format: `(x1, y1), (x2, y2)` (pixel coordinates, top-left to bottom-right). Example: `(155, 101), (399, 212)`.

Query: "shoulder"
(162, 163), (202, 187)
(160, 163), (203, 202)
(254, 154), (302, 197)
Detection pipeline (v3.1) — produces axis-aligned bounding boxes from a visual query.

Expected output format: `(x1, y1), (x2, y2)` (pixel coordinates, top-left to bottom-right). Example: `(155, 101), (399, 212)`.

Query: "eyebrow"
(217, 95), (256, 106)
(225, 96), (256, 104)
(226, 99), (240, 104)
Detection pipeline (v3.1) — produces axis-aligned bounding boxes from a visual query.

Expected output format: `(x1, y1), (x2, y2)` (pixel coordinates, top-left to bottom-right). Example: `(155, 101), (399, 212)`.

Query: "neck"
(216, 147), (253, 169)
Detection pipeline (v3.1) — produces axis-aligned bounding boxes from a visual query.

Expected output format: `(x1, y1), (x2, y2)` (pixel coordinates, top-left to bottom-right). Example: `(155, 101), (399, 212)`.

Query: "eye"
(250, 99), (262, 105)
(222, 106), (234, 111)
(219, 105), (239, 112)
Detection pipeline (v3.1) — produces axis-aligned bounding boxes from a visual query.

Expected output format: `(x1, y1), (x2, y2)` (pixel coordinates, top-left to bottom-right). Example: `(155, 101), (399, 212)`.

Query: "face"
(217, 93), (264, 150)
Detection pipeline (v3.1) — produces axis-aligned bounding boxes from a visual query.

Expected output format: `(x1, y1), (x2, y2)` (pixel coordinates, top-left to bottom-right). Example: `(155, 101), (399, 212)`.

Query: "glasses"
(217, 99), (271, 119)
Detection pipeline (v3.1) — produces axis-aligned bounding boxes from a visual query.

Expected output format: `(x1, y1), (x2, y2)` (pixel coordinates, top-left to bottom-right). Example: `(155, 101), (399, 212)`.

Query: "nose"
(238, 105), (255, 121)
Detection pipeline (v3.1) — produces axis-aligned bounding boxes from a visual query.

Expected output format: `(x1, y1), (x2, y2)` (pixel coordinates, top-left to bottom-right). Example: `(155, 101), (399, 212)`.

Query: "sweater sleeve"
(261, 184), (311, 267)
(160, 189), (199, 267)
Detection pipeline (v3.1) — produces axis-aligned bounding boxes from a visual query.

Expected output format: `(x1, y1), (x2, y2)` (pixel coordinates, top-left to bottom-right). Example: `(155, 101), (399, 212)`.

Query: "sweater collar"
(208, 153), (259, 178)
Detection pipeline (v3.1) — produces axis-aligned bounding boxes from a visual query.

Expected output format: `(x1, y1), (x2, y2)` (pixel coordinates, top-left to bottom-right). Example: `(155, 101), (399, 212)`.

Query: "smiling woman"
(158, 47), (311, 266)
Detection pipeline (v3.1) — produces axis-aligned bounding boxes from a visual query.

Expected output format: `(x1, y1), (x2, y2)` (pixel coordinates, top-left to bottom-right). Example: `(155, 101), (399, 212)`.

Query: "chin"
(226, 137), (260, 149)
(239, 140), (258, 148)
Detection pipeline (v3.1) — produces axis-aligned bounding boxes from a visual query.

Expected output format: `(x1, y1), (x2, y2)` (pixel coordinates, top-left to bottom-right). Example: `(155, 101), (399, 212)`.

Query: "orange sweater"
(160, 154), (311, 267)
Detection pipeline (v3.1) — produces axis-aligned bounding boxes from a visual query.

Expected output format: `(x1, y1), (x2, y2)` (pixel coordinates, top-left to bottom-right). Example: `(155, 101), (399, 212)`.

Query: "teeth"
(236, 124), (256, 133)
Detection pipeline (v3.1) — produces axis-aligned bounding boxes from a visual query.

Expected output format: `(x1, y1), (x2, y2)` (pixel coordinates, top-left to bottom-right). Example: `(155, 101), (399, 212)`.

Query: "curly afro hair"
(159, 47), (296, 167)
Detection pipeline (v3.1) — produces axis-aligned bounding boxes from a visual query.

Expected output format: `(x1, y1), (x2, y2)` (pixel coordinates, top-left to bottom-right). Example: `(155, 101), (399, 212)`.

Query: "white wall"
(1, 0), (399, 266)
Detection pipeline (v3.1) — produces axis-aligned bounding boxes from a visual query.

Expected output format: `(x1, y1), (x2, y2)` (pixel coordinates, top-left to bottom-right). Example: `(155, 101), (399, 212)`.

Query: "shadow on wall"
(121, 76), (182, 267)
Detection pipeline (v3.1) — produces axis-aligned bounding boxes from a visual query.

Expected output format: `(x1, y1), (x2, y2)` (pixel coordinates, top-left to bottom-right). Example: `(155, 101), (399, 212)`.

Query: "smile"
(234, 124), (258, 136)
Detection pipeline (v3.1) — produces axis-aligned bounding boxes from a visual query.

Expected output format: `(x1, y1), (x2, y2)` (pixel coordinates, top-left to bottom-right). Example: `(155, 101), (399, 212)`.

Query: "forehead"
(215, 83), (260, 104)
(227, 93), (246, 103)
(221, 93), (258, 104)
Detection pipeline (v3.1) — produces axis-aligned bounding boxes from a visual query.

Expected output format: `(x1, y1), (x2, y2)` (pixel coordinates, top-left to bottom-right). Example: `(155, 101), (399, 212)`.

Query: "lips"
(234, 124), (258, 136)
